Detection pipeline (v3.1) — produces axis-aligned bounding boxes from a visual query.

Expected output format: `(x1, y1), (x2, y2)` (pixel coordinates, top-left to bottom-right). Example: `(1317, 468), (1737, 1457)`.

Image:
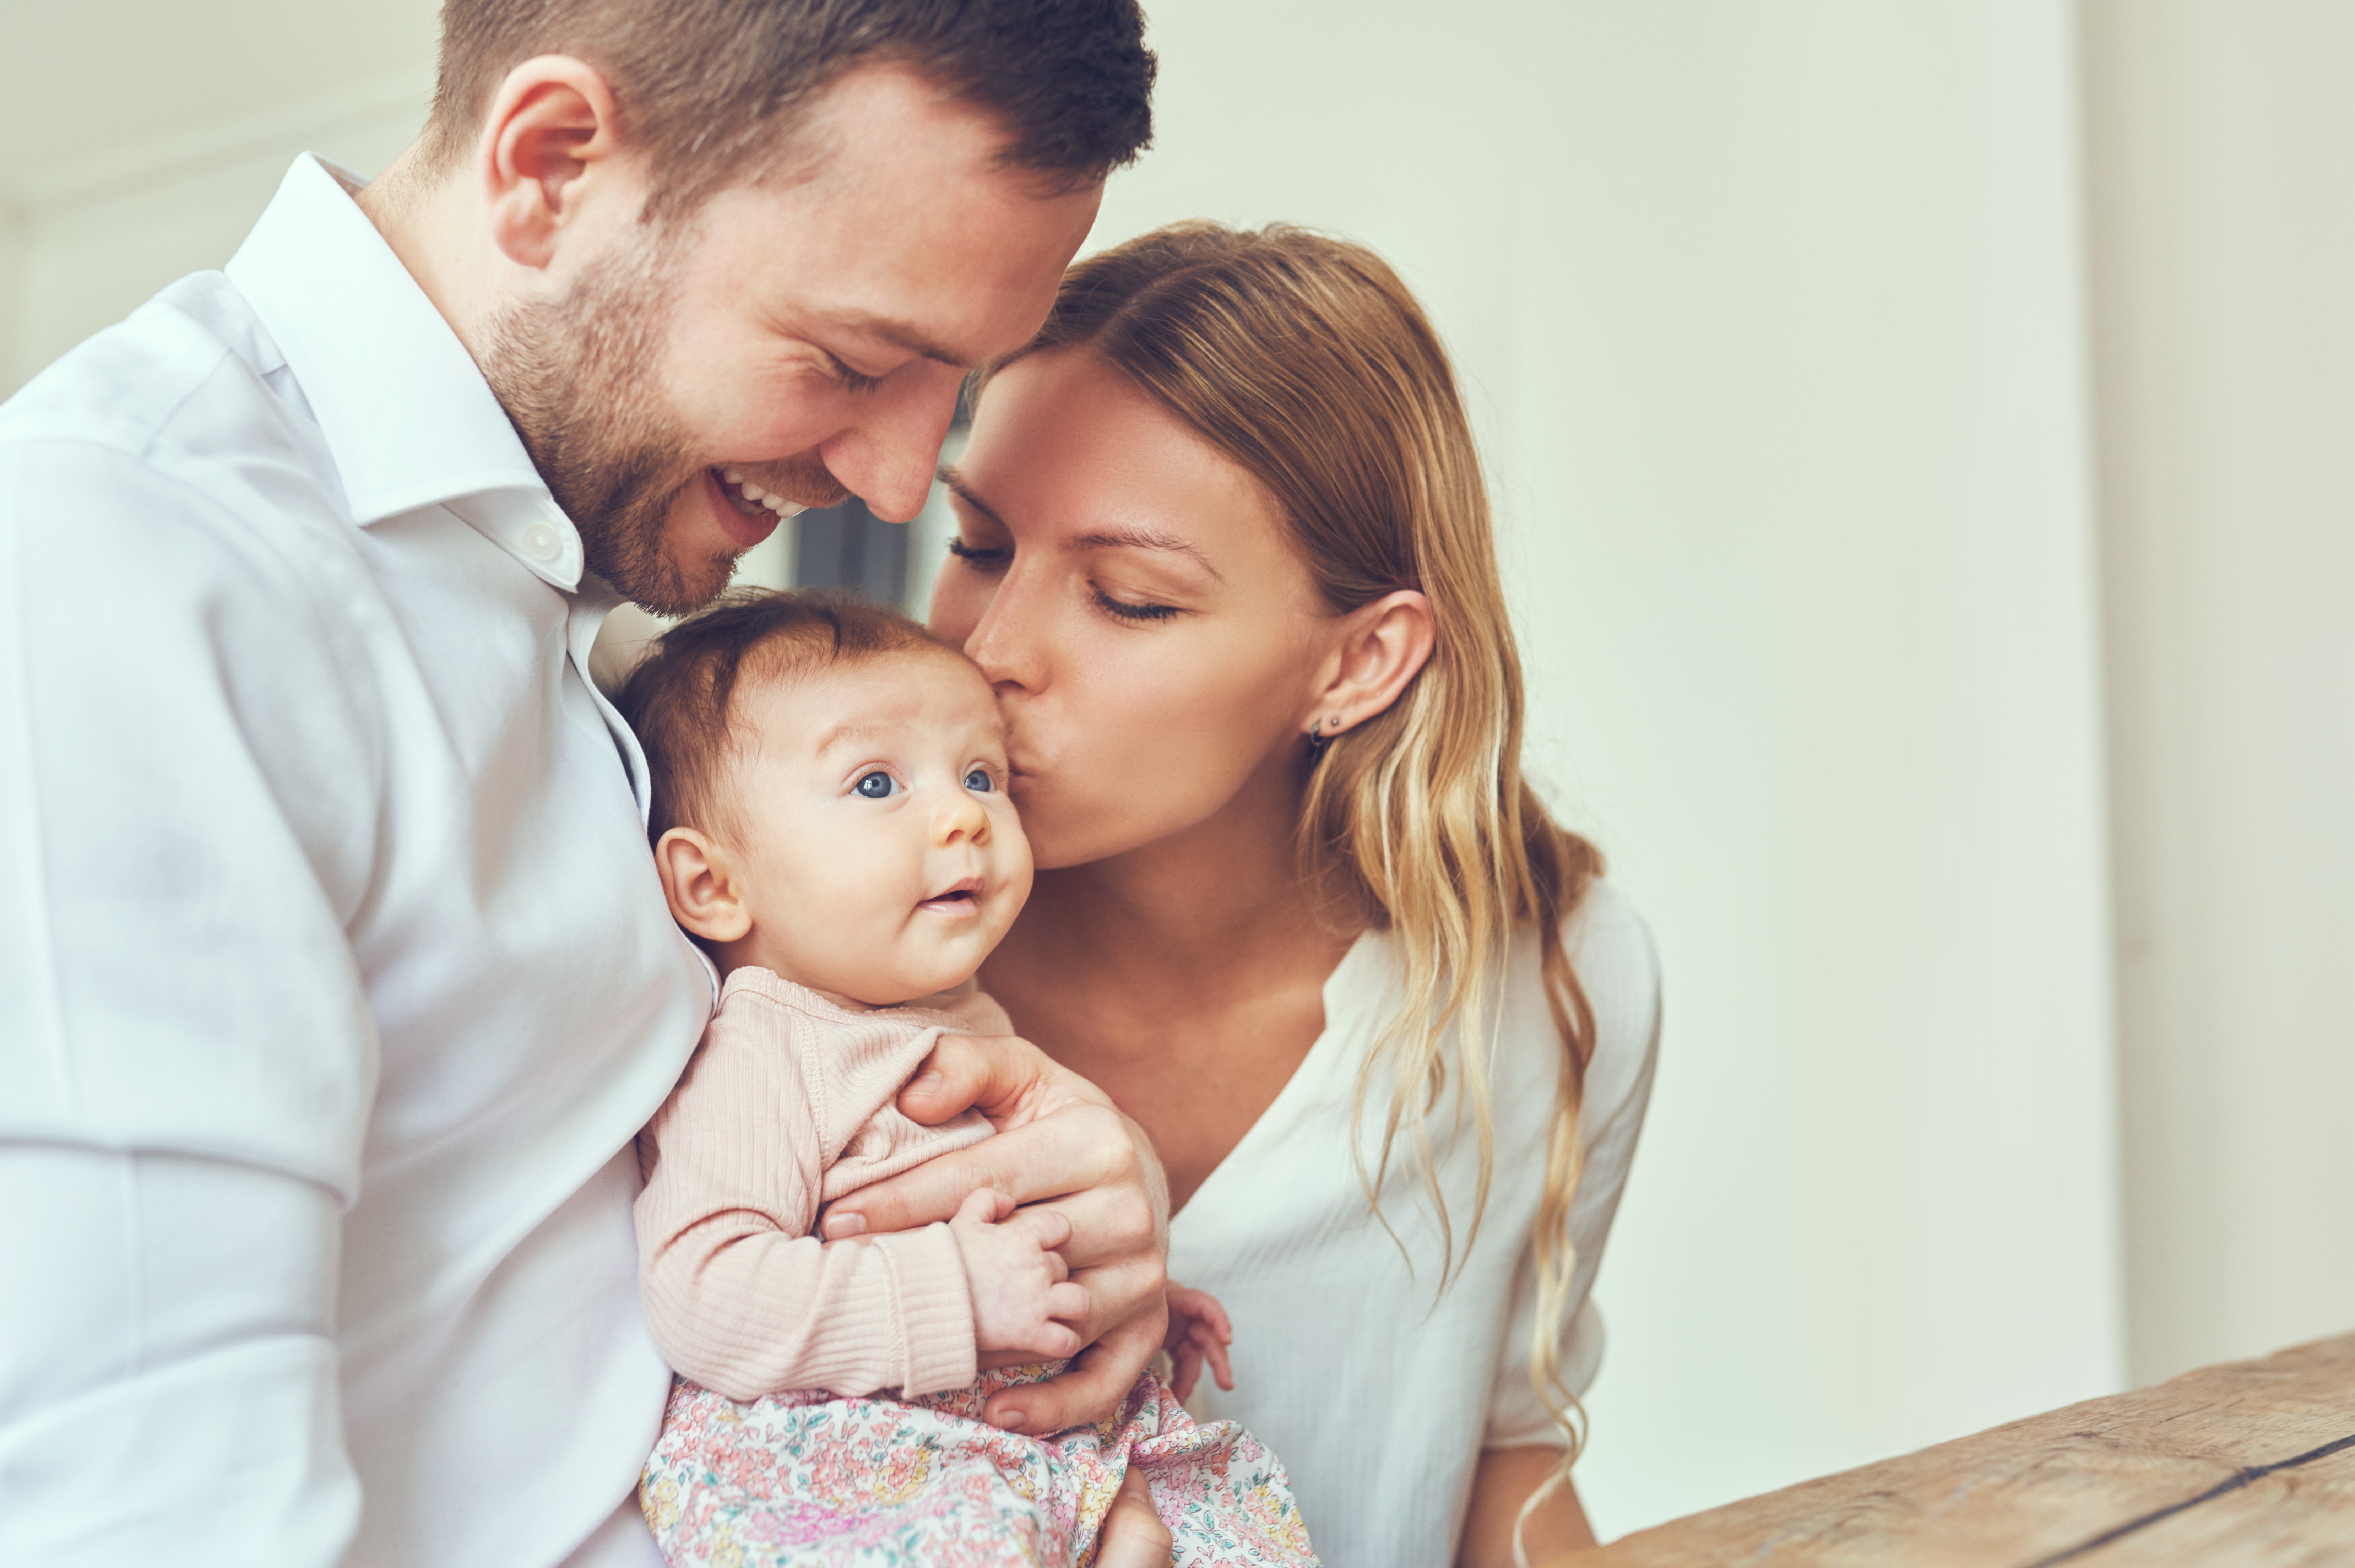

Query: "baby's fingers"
(1168, 1285), (1232, 1345)
(1005, 1204), (1074, 1254)
(1198, 1326), (1235, 1392)
(1169, 1344), (1203, 1402)
(1046, 1280), (1091, 1325)
(954, 1187), (1014, 1226)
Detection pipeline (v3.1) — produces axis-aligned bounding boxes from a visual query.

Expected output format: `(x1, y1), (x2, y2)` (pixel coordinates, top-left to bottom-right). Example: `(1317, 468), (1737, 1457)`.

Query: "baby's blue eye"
(853, 771), (898, 799)
(964, 768), (995, 794)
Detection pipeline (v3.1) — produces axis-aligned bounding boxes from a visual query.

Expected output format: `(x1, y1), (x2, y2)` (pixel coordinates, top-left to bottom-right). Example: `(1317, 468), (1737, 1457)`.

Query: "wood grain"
(1561, 1332), (2355, 1567)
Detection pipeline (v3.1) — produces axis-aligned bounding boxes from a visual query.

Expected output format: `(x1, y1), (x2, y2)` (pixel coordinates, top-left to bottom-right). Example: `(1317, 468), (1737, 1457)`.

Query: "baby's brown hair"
(614, 589), (957, 846)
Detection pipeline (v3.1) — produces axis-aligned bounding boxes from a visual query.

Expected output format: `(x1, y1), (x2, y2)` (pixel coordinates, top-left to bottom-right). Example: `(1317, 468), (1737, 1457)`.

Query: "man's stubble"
(479, 233), (737, 617)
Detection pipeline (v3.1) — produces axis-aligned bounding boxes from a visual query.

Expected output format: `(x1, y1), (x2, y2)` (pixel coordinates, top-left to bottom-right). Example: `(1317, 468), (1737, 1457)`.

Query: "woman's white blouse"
(1170, 880), (1660, 1567)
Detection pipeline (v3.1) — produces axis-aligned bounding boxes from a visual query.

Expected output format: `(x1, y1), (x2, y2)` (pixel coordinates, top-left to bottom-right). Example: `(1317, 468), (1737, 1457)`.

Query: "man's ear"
(1299, 589), (1437, 742)
(477, 55), (629, 270)
(653, 827), (754, 945)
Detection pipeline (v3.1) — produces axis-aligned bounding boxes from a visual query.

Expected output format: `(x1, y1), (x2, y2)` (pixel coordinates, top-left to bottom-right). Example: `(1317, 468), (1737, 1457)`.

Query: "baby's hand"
(1164, 1282), (1235, 1401)
(950, 1188), (1091, 1361)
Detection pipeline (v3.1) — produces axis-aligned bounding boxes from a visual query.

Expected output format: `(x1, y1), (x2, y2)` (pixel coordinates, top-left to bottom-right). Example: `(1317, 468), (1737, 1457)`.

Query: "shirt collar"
(225, 154), (586, 592)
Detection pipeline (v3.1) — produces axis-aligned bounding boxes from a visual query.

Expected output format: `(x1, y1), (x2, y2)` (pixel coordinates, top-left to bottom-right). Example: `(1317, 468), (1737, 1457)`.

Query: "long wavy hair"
(990, 223), (1606, 1475)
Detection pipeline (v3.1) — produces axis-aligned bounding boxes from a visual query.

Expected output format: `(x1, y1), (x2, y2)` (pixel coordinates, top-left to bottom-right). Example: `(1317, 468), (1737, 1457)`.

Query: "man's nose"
(933, 788), (989, 847)
(819, 365), (964, 523)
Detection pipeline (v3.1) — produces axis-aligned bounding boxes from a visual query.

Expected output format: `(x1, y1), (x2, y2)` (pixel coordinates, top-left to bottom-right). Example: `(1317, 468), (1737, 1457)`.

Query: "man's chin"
(594, 542), (743, 618)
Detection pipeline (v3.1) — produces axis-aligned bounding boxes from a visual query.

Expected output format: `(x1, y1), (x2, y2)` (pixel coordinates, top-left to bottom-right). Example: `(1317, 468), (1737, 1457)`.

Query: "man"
(0, 4), (1165, 1564)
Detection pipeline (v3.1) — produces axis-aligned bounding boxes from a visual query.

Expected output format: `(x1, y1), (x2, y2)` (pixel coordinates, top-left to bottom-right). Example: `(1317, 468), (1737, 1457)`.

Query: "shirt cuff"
(876, 1221), (977, 1397)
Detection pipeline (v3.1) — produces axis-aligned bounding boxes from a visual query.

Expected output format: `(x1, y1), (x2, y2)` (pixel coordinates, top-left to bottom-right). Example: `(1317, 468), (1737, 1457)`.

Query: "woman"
(926, 224), (1661, 1567)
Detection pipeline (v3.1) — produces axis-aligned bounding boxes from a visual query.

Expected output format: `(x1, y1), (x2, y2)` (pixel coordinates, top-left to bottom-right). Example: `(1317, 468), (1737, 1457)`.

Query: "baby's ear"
(653, 827), (753, 944)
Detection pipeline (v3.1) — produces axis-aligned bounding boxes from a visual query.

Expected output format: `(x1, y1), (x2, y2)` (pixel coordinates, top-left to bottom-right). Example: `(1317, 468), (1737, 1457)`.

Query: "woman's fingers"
(984, 1296), (1167, 1433)
(1094, 1469), (1171, 1568)
(898, 1032), (1104, 1127)
(824, 1094), (1165, 1245)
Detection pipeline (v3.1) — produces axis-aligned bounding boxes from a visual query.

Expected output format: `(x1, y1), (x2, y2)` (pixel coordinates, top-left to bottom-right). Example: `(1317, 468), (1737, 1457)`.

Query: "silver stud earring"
(1306, 714), (1339, 764)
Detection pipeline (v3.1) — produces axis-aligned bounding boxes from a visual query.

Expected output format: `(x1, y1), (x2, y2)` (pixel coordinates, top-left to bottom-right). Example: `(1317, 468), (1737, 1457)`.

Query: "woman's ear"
(653, 827), (754, 945)
(1302, 589), (1437, 740)
(478, 55), (628, 270)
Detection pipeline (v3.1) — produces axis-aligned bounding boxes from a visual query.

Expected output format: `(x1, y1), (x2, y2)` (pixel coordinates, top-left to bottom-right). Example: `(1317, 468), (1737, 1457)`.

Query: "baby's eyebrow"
(810, 721), (887, 756)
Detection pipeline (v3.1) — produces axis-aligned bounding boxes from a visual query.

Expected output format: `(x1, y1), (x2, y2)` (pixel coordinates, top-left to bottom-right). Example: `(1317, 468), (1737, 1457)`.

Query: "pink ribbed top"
(634, 968), (1004, 1402)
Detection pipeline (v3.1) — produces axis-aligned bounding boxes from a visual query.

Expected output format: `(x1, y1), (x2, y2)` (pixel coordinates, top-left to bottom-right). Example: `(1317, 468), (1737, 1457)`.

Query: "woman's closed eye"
(852, 770), (900, 799)
(946, 536), (1010, 571)
(1091, 585), (1182, 624)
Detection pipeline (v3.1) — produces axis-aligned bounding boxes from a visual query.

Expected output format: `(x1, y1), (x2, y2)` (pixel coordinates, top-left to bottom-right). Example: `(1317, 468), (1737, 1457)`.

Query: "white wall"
(1, 72), (432, 396)
(2082, 0), (2355, 1388)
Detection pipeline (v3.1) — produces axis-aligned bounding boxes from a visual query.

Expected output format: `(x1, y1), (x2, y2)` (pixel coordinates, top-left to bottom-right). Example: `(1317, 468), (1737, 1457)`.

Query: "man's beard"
(477, 237), (734, 616)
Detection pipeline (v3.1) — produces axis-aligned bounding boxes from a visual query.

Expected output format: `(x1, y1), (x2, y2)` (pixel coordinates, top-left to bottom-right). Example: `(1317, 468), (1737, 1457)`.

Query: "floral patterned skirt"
(640, 1364), (1317, 1568)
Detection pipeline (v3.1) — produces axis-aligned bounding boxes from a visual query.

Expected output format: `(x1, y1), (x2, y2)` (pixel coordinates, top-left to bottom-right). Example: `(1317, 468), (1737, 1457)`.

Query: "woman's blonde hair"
(995, 223), (1605, 1477)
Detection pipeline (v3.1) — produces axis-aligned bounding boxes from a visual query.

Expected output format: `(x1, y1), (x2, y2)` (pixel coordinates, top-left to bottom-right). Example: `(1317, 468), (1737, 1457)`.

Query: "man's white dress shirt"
(0, 156), (711, 1567)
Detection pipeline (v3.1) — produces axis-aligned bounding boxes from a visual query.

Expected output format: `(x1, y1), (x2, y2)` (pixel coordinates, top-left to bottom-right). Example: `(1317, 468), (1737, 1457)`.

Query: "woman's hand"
(819, 1031), (1172, 1435)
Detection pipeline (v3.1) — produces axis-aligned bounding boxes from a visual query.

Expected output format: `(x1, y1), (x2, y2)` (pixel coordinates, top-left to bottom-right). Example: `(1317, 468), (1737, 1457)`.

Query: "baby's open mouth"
(917, 879), (983, 914)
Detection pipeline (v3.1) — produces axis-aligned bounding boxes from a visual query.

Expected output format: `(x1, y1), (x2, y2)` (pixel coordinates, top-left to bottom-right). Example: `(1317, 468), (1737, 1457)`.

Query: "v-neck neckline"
(1168, 928), (1392, 1228)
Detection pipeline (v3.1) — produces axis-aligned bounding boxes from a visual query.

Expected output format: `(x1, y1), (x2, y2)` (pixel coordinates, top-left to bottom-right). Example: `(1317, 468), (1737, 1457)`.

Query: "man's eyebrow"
(821, 310), (972, 369)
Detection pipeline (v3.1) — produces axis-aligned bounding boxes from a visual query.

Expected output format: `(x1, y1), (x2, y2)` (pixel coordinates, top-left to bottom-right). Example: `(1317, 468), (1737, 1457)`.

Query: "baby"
(613, 590), (1317, 1568)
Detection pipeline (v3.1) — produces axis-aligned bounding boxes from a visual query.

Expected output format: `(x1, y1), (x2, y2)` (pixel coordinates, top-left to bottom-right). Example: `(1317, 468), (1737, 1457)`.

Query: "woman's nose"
(933, 789), (989, 847)
(963, 570), (1045, 694)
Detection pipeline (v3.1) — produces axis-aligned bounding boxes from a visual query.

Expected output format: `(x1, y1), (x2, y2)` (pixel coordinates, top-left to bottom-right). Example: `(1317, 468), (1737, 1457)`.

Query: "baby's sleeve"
(634, 997), (977, 1401)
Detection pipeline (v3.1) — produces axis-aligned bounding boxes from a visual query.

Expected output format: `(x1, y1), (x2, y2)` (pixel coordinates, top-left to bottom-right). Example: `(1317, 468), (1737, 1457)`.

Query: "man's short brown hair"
(427, 0), (1155, 216)
(614, 588), (961, 844)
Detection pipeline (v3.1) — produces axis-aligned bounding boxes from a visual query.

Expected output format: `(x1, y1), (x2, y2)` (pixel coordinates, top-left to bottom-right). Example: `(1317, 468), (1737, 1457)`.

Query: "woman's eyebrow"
(1070, 526), (1225, 582)
(938, 467), (1006, 529)
(939, 467), (1225, 582)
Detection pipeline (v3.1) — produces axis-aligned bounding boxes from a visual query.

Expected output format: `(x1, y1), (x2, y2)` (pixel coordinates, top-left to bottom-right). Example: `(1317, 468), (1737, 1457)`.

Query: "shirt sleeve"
(634, 1002), (978, 1402)
(1483, 887), (1664, 1449)
(0, 440), (386, 1565)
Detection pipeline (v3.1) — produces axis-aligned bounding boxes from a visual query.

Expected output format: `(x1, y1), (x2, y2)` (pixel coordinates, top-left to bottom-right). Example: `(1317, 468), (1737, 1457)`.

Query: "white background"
(4, 0), (2349, 1542)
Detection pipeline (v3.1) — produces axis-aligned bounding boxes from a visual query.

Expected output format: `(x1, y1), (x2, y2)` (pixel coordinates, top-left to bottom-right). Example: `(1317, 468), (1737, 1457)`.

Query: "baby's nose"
(933, 790), (989, 846)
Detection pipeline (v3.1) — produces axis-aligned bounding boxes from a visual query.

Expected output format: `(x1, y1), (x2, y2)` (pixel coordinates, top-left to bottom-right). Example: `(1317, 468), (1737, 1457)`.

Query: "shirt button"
(523, 522), (563, 563)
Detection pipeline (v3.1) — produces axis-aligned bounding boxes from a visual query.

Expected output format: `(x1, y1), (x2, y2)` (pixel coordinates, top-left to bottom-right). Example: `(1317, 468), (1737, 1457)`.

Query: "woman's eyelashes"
(945, 536), (1010, 571)
(1090, 586), (1182, 623)
(943, 531), (1179, 621)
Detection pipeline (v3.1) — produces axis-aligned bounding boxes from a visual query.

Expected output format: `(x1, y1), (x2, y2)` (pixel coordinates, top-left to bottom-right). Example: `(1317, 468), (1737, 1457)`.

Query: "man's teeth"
(718, 469), (807, 519)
